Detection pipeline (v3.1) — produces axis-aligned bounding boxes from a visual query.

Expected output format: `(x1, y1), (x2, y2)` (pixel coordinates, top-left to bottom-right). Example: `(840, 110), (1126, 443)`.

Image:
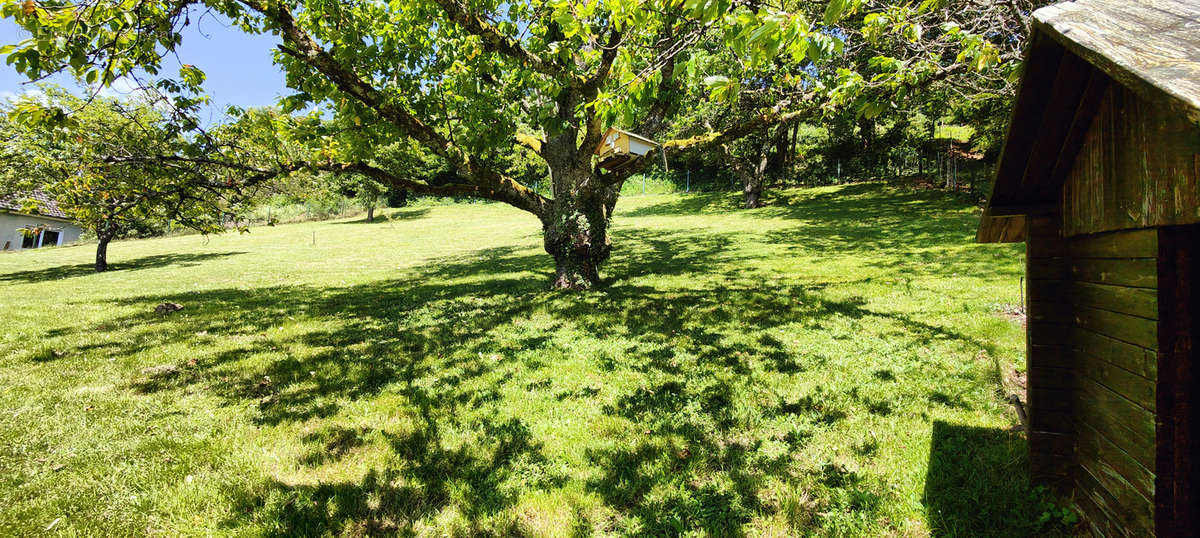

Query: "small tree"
(0, 87), (253, 271)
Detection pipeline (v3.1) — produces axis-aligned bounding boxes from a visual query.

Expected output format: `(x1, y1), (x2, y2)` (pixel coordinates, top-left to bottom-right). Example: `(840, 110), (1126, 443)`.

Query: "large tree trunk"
(366, 205), (375, 222)
(542, 166), (611, 290)
(539, 126), (612, 290)
(95, 232), (113, 272)
(743, 177), (763, 209)
(741, 146), (770, 209)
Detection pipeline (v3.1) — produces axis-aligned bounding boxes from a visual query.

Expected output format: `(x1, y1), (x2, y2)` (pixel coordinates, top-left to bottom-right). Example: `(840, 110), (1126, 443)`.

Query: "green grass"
(0, 182), (1059, 537)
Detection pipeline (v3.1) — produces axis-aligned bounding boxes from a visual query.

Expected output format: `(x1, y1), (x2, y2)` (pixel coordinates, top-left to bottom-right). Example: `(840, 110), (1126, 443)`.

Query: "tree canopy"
(0, 87), (274, 270)
(0, 0), (1044, 286)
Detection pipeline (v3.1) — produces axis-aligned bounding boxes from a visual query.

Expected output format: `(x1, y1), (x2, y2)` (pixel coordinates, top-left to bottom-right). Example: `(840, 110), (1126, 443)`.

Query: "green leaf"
(824, 0), (847, 26)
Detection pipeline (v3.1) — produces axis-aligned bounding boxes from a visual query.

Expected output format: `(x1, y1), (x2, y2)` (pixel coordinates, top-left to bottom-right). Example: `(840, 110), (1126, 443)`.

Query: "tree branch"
(661, 104), (814, 154)
(240, 0), (549, 217)
(430, 0), (559, 78)
(101, 153), (537, 211)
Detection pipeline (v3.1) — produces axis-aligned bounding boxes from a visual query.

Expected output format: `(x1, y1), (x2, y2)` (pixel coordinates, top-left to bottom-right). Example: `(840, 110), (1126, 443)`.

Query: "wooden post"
(1156, 225), (1199, 537)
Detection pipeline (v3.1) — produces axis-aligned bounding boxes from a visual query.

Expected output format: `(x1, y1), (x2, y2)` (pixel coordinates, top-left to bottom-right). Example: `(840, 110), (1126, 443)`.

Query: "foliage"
(0, 87), (255, 269)
(1029, 485), (1080, 532)
(0, 0), (1047, 285)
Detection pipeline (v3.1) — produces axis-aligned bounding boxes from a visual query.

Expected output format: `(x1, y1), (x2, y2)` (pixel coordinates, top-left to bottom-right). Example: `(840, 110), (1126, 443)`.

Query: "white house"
(0, 192), (83, 251)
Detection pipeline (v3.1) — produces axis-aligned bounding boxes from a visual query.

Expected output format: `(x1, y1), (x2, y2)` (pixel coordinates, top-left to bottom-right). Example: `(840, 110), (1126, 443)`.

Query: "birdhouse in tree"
(594, 128), (659, 170)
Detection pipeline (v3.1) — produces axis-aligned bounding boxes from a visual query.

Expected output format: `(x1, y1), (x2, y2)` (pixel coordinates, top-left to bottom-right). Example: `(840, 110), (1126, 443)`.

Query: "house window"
(19, 228), (60, 249)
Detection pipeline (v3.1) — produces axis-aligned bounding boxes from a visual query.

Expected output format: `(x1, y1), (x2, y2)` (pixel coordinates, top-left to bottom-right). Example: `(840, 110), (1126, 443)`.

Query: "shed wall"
(1062, 84), (1200, 237)
(1026, 216), (1158, 537)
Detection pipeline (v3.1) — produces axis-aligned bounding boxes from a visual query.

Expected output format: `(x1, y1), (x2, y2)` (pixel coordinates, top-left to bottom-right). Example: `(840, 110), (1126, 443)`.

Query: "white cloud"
(95, 76), (146, 99)
(0, 86), (46, 105)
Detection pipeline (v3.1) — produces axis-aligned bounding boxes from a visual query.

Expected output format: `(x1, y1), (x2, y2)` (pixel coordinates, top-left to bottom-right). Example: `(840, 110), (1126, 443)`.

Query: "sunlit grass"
(0, 182), (1062, 536)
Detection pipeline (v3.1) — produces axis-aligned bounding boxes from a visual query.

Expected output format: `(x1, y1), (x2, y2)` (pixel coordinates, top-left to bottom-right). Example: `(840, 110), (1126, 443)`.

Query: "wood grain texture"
(1022, 221), (1163, 532)
(1073, 305), (1158, 349)
(1073, 477), (1128, 538)
(1069, 258), (1158, 289)
(1155, 226), (1198, 536)
(1072, 327), (1157, 379)
(979, 0), (1200, 244)
(1076, 455), (1155, 537)
(1062, 84), (1200, 237)
(1034, 0), (1200, 121)
(1077, 420), (1156, 503)
(1025, 219), (1075, 489)
(1074, 377), (1157, 471)
(1068, 229), (1159, 259)
(1068, 282), (1158, 320)
(1076, 352), (1157, 412)
(974, 212), (1027, 243)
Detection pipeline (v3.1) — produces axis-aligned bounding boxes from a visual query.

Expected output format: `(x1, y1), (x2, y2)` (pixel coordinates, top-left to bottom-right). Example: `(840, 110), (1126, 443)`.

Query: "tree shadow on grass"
(621, 181), (916, 218)
(110, 241), (1010, 534)
(620, 182), (1020, 284)
(332, 207), (432, 224)
(43, 183), (1034, 534)
(223, 414), (560, 536)
(0, 251), (246, 283)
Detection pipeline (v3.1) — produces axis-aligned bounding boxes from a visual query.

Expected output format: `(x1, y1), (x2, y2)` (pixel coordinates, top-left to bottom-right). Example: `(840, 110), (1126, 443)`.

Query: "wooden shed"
(976, 1), (1199, 535)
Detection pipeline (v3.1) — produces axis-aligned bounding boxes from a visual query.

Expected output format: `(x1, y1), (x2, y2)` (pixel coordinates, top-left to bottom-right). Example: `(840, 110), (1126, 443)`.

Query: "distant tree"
(662, 42), (819, 208)
(0, 87), (261, 271)
(336, 175), (386, 222)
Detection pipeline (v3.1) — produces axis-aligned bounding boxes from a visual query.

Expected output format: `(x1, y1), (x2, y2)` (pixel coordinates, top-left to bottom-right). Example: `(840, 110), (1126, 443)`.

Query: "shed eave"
(1032, 0), (1200, 121)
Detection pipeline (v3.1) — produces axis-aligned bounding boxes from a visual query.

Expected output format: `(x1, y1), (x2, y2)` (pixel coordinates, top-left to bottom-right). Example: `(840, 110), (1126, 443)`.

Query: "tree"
(831, 0), (1053, 169)
(0, 87), (259, 271)
(1, 0), (1040, 287)
(1, 0), (835, 288)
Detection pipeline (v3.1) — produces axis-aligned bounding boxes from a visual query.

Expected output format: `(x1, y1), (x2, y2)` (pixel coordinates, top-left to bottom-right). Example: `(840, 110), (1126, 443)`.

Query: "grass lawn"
(0, 182), (1063, 536)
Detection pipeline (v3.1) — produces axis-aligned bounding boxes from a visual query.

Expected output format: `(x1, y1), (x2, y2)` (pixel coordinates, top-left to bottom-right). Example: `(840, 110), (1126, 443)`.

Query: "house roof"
(0, 190), (70, 220)
(600, 128), (658, 147)
(977, 0), (1200, 243)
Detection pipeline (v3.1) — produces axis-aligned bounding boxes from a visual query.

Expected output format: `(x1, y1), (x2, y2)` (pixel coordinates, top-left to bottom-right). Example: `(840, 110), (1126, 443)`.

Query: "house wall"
(0, 212), (83, 252)
(1027, 217), (1159, 537)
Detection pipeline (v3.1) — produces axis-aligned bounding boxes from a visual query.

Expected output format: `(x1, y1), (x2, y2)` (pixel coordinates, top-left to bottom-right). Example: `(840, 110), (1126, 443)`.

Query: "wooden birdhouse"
(594, 128), (659, 170)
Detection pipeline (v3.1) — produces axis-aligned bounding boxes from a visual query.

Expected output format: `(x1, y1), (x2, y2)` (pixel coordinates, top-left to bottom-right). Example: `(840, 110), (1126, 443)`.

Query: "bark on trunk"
(95, 234), (112, 272)
(743, 179), (763, 209)
(543, 193), (610, 289)
(741, 149), (769, 209)
(542, 152), (611, 289)
(366, 206), (375, 222)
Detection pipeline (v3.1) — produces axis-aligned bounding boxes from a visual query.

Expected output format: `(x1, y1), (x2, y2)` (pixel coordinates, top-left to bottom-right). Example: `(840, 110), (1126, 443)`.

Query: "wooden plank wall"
(1026, 215), (1075, 488)
(1156, 226), (1198, 536)
(1027, 218), (1159, 537)
(1061, 84), (1200, 238)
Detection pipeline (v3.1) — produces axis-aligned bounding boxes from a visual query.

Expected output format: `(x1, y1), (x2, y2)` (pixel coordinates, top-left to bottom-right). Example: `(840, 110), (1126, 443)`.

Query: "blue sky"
(0, 12), (290, 122)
